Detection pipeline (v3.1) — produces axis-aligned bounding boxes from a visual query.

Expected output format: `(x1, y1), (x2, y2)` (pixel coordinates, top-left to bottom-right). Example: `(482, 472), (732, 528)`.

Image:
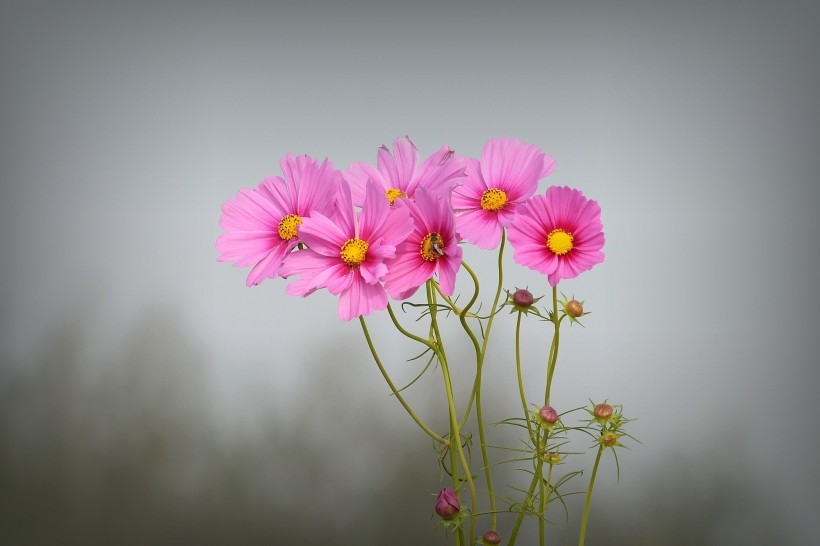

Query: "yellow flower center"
(278, 214), (302, 240)
(546, 228), (574, 255)
(385, 188), (407, 205)
(340, 238), (369, 266)
(480, 188), (507, 211)
(420, 232), (446, 262)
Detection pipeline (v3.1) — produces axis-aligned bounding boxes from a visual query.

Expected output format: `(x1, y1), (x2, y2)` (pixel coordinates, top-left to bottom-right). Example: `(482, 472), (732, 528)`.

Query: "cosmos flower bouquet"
(217, 137), (634, 545)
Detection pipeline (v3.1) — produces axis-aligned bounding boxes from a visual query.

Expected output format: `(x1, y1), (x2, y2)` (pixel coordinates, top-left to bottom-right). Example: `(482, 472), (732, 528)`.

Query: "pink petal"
(391, 136), (419, 189)
(344, 162), (385, 207)
(435, 249), (462, 297)
(455, 208), (503, 250)
(359, 181), (392, 242)
(245, 241), (292, 286)
(338, 275), (388, 321)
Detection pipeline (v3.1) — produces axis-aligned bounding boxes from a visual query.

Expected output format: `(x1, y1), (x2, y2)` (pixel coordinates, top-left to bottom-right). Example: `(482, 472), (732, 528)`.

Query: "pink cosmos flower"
(216, 154), (341, 286)
(344, 136), (466, 207)
(506, 186), (604, 286)
(280, 181), (414, 321)
(383, 188), (463, 300)
(451, 138), (556, 250)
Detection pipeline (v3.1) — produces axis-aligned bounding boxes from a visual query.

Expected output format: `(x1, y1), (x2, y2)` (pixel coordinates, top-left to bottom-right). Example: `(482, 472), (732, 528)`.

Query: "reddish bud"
(482, 530), (502, 544)
(566, 299), (584, 317)
(593, 403), (613, 422)
(513, 289), (534, 307)
(435, 487), (460, 520)
(538, 405), (559, 424)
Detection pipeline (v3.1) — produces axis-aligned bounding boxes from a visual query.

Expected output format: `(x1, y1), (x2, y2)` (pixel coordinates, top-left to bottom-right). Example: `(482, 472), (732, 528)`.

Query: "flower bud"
(513, 289), (534, 307)
(600, 431), (619, 447)
(538, 405), (559, 424)
(435, 487), (460, 520)
(593, 403), (613, 423)
(566, 299), (583, 317)
(545, 452), (561, 465)
(482, 530), (502, 544)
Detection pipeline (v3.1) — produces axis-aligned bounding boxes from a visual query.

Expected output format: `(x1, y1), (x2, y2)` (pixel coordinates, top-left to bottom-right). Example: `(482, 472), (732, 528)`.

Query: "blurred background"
(1, 1), (818, 544)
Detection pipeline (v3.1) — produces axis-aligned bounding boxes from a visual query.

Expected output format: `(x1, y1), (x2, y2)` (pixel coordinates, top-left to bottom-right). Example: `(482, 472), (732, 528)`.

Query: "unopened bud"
(482, 530), (502, 544)
(600, 431), (619, 447)
(566, 299), (584, 317)
(593, 403), (613, 423)
(545, 452), (561, 465)
(513, 289), (534, 307)
(435, 487), (460, 520)
(538, 405), (559, 424)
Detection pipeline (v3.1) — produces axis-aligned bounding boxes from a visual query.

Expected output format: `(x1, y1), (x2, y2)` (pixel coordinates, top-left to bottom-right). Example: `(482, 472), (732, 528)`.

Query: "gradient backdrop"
(2, 1), (818, 544)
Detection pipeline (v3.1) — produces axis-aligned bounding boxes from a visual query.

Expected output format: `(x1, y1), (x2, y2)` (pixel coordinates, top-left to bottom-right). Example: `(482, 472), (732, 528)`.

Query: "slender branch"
(578, 445), (604, 546)
(358, 316), (445, 444)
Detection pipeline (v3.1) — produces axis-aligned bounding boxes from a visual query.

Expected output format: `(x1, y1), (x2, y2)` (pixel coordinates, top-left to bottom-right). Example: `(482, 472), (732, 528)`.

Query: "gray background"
(2, 1), (818, 544)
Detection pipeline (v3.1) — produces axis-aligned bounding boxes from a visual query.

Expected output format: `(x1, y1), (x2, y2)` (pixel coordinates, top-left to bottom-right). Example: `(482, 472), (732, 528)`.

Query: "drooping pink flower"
(280, 181), (414, 321)
(216, 154), (342, 286)
(451, 138), (555, 250)
(383, 188), (463, 300)
(506, 186), (604, 286)
(344, 136), (466, 207)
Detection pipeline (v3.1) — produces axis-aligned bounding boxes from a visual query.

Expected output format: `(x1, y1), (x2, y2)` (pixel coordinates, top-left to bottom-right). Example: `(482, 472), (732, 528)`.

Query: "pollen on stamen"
(277, 214), (302, 240)
(340, 238), (369, 266)
(480, 188), (507, 212)
(546, 228), (574, 255)
(385, 188), (407, 205)
(420, 232), (445, 262)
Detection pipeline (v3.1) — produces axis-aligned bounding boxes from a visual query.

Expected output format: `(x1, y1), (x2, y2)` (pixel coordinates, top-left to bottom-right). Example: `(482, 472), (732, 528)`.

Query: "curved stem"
(358, 316), (446, 444)
(455, 261), (483, 427)
(473, 232), (506, 529)
(386, 303), (434, 347)
(578, 445), (604, 546)
(428, 280), (477, 544)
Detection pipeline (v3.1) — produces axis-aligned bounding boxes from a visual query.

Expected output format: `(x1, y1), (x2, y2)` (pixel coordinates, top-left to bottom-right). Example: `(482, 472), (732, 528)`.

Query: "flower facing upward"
(451, 138), (556, 250)
(280, 181), (413, 321)
(383, 188), (462, 300)
(344, 136), (466, 207)
(507, 186), (604, 286)
(216, 154), (342, 286)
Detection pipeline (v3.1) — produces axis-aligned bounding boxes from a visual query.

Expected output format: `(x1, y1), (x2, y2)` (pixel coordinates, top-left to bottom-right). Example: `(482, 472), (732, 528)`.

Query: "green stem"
(506, 440), (545, 546)
(544, 286), (560, 405)
(474, 233), (506, 530)
(515, 310), (534, 439)
(358, 316), (445, 444)
(386, 303), (434, 347)
(578, 445), (604, 546)
(428, 281), (477, 545)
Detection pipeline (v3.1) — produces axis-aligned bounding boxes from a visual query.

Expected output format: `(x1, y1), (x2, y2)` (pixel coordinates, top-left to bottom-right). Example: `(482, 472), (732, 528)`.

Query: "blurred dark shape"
(0, 310), (449, 545)
(0, 308), (788, 545)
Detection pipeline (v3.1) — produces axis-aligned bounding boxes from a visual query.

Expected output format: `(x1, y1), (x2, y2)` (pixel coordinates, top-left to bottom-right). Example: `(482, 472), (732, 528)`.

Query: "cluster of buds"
(588, 401), (632, 449)
(505, 289), (591, 327)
